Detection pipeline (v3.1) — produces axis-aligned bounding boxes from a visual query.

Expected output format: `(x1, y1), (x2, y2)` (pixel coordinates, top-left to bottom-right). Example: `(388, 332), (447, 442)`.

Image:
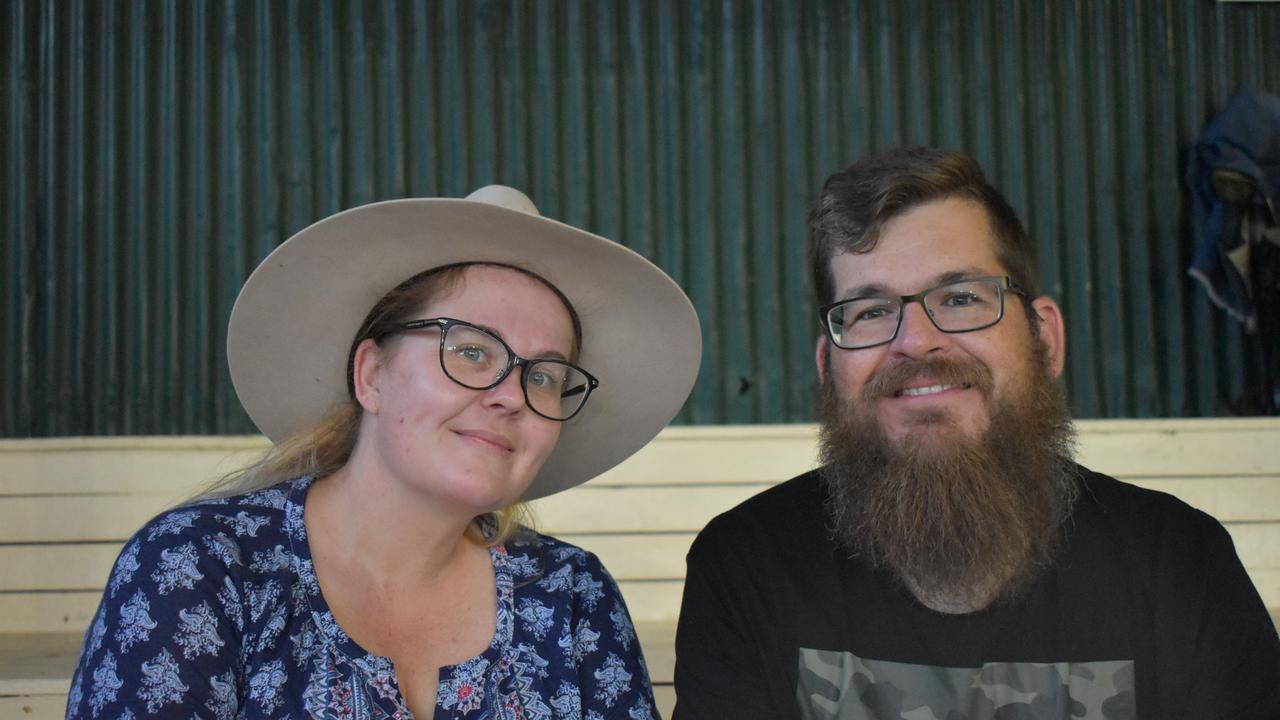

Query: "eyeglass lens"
(441, 324), (591, 420)
(828, 278), (1005, 349)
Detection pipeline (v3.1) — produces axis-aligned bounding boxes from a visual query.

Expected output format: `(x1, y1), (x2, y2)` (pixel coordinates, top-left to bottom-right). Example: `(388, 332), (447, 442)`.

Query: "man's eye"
(853, 305), (895, 323)
(941, 292), (982, 307)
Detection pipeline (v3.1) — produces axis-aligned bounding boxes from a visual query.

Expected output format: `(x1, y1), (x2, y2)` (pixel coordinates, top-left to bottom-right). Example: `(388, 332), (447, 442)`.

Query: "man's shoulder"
(1071, 463), (1235, 560)
(690, 468), (828, 554)
(1074, 462), (1221, 528)
(716, 467), (824, 520)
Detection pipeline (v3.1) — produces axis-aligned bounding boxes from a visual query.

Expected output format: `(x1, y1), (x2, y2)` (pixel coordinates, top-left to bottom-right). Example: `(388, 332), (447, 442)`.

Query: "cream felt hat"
(227, 186), (701, 500)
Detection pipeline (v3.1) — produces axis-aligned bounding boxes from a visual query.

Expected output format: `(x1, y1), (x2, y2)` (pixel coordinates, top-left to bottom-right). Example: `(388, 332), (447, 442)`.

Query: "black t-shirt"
(673, 465), (1280, 719)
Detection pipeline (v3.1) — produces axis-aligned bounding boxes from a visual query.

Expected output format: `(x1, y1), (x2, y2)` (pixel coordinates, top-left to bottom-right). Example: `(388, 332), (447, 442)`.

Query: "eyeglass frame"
(818, 275), (1028, 350)
(376, 317), (600, 421)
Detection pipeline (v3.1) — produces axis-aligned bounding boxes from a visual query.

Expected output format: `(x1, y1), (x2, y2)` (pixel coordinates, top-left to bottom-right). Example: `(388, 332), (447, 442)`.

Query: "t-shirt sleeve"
(65, 511), (245, 719)
(673, 523), (783, 720)
(1157, 514), (1280, 718)
(568, 550), (661, 720)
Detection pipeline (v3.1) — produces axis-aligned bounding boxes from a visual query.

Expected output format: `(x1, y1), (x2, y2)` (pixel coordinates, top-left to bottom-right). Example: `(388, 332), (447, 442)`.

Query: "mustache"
(861, 355), (995, 400)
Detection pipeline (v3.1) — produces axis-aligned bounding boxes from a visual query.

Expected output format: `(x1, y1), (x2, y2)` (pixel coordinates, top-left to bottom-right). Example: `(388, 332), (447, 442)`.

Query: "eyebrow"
(841, 267), (997, 300)
(473, 321), (571, 362)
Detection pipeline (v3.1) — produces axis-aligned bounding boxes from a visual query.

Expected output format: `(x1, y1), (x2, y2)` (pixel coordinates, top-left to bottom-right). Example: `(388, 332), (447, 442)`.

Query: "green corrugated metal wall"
(4, 0), (1279, 436)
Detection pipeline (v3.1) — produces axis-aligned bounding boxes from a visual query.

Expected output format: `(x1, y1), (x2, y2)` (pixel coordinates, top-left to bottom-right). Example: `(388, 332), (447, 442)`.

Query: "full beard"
(818, 343), (1078, 613)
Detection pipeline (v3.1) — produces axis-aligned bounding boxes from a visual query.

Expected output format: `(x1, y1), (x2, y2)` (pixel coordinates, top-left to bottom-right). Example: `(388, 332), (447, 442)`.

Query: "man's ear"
(1030, 296), (1066, 379)
(815, 335), (830, 385)
(351, 338), (385, 414)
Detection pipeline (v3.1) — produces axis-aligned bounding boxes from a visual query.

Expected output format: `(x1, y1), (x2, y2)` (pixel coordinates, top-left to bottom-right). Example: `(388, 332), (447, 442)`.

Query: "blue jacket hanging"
(1185, 85), (1280, 332)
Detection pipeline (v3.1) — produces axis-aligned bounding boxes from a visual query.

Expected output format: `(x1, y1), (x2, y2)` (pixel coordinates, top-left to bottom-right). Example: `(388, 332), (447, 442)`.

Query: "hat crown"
(465, 185), (541, 217)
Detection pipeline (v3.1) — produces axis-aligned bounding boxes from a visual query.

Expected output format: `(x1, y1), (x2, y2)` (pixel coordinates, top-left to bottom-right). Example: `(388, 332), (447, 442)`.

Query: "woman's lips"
(454, 429), (514, 452)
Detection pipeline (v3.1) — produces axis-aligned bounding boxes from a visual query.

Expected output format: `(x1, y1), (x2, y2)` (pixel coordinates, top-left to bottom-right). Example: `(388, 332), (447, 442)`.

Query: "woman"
(65, 186), (702, 719)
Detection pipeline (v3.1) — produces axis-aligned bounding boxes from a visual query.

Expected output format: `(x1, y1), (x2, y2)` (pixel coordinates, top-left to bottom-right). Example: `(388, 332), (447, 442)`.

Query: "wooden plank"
(0, 695), (67, 720)
(0, 633), (81, 696)
(636, 620), (676, 684)
(654, 685), (675, 720)
(555, 534), (695, 581)
(1248, 569), (1280, 616)
(5, 418), (1275, 495)
(1075, 424), (1280, 476)
(533, 478), (1280, 530)
(1204, 481), (1280, 525)
(0, 437), (267, 496)
(1226, 524), (1280, 571)
(3, 476), (1278, 546)
(0, 497), (170, 543)
(0, 484), (758, 542)
(6, 522), (1273, 595)
(0, 545), (120, 592)
(529, 485), (769, 533)
(1125, 477), (1280, 522)
(616, 580), (684, 624)
(591, 426), (819, 485)
(0, 592), (100, 634)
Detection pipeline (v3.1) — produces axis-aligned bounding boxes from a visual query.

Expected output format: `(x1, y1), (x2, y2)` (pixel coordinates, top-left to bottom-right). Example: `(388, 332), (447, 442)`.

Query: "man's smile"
(895, 382), (973, 398)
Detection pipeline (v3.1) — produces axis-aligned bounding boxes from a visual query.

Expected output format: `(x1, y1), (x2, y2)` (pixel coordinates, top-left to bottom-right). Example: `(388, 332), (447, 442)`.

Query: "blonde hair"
(194, 262), (579, 545)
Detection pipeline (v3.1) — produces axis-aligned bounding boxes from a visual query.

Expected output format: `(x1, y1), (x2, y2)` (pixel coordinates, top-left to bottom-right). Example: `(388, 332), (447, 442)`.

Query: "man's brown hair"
(808, 147), (1040, 309)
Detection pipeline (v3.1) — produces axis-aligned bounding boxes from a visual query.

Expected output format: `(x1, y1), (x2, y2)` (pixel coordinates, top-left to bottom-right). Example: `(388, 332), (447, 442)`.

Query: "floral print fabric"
(66, 476), (658, 719)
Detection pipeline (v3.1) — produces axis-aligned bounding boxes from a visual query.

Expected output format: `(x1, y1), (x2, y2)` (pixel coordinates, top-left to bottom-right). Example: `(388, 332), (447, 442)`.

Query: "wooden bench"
(3, 418), (1279, 718)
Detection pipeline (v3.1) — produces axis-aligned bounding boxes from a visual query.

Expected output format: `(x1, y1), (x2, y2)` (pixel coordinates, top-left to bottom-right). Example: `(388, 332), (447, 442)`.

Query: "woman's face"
(355, 265), (576, 515)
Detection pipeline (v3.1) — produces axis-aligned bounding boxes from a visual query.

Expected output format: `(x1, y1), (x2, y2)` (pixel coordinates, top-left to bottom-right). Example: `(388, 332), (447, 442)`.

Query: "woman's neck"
(305, 451), (487, 585)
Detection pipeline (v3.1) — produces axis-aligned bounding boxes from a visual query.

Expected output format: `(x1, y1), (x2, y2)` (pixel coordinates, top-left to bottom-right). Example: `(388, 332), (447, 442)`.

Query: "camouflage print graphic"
(797, 648), (1135, 719)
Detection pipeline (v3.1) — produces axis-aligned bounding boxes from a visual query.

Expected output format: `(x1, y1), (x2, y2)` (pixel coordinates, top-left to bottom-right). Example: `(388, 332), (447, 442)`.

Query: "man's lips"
(894, 382), (973, 398)
(863, 357), (993, 403)
(454, 429), (514, 452)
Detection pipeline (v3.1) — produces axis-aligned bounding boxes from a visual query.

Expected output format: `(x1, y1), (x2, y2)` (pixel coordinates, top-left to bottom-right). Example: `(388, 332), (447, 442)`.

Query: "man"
(673, 147), (1280, 719)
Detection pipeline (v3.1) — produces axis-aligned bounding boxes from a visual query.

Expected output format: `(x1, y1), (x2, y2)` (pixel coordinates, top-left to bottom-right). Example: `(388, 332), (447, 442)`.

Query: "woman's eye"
(452, 345), (488, 364)
(528, 366), (566, 390)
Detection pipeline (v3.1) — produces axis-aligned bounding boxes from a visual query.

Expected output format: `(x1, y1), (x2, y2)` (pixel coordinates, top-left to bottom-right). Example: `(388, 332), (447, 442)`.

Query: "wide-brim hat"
(227, 186), (701, 501)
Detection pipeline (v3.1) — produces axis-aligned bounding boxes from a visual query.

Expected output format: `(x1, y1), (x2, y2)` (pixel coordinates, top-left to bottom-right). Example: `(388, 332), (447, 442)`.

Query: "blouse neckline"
(285, 475), (516, 702)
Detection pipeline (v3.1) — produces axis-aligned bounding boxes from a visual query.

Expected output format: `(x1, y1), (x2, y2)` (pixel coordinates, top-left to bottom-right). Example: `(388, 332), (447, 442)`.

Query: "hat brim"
(227, 198), (701, 501)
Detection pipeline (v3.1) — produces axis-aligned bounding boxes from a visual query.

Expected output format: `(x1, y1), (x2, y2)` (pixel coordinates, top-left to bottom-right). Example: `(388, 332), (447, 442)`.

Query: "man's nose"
(889, 300), (949, 356)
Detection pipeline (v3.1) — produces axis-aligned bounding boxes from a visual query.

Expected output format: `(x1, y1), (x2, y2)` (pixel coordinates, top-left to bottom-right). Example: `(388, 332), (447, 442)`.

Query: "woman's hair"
(194, 262), (582, 545)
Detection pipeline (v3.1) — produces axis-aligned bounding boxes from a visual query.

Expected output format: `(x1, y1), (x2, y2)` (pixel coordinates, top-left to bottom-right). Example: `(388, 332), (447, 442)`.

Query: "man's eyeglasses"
(820, 276), (1027, 350)
(378, 318), (598, 421)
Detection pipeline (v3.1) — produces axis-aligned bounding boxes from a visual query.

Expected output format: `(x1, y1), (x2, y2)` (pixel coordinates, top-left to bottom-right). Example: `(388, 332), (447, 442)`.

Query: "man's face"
(816, 197), (1065, 447)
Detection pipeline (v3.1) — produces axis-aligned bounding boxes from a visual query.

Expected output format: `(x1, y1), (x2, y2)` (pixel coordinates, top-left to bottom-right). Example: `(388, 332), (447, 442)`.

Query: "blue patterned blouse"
(65, 476), (658, 719)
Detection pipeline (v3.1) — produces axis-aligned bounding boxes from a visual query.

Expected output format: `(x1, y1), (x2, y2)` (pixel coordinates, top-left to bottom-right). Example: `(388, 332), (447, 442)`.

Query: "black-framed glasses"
(379, 318), (599, 421)
(820, 276), (1027, 350)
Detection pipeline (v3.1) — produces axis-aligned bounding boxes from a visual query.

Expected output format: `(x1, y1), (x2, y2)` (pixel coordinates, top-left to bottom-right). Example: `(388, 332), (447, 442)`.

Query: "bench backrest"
(3, 418), (1279, 633)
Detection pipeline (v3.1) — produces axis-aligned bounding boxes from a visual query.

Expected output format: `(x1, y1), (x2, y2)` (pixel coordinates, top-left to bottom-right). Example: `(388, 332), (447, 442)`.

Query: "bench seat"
(4, 418), (1279, 719)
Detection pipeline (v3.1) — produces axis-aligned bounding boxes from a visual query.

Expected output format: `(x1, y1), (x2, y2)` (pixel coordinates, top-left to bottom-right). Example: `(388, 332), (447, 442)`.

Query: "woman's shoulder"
(502, 530), (624, 611)
(95, 478), (312, 631)
(119, 479), (308, 579)
(504, 529), (604, 573)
